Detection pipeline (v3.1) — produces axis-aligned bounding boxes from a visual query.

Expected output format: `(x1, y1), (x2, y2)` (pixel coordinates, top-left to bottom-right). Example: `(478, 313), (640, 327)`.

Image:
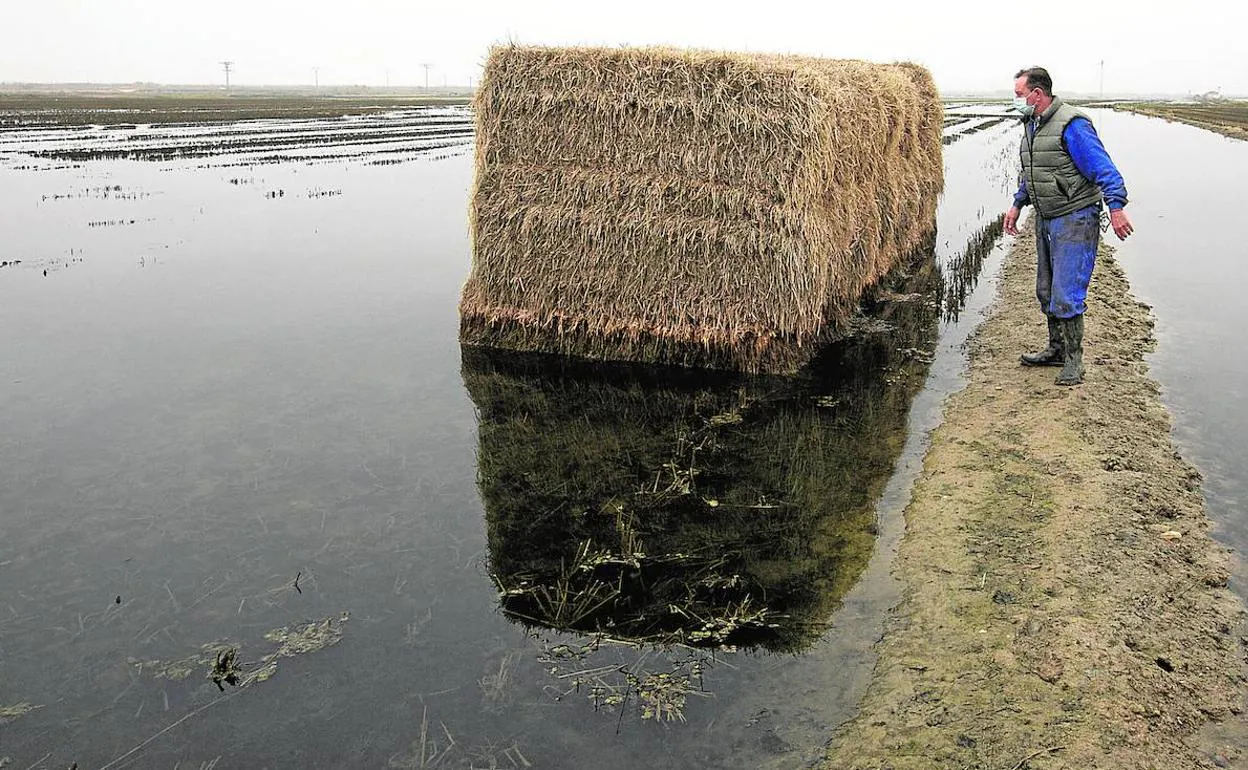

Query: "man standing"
(1003, 66), (1134, 386)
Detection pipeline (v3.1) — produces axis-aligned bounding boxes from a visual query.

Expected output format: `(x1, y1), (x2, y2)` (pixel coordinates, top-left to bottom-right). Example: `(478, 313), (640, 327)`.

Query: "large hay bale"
(460, 45), (943, 373)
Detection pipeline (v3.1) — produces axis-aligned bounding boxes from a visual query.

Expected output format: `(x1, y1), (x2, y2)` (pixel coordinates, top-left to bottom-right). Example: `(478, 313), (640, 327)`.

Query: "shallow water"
(1081, 109), (1248, 579)
(0, 108), (1017, 768)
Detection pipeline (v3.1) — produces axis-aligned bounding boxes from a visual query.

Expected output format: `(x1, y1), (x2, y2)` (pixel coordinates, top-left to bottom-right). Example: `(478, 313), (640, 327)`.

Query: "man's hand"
(1110, 208), (1134, 241)
(1004, 206), (1021, 236)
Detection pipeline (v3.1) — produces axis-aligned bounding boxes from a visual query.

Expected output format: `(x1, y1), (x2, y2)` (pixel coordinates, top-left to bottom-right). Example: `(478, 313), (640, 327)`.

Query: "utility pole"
(221, 61), (234, 90)
(385, 69), (391, 88)
(420, 63), (433, 90)
(313, 67), (319, 88)
(1099, 60), (1104, 98)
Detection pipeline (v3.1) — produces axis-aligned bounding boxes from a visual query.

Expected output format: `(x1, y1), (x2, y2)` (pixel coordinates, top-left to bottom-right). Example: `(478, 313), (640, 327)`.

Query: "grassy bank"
(822, 222), (1248, 768)
(1114, 101), (1248, 141)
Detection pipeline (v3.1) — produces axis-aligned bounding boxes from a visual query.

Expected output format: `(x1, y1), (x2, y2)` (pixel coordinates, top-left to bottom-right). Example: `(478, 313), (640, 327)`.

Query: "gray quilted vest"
(1019, 97), (1103, 218)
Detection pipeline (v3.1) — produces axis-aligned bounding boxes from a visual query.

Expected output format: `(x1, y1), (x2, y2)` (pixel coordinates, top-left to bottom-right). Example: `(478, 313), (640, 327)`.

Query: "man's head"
(1014, 67), (1053, 96)
(1013, 67), (1055, 116)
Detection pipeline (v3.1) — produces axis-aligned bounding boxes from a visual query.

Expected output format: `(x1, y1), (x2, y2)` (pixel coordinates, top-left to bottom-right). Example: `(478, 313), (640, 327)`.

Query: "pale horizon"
(3, 0), (1244, 97)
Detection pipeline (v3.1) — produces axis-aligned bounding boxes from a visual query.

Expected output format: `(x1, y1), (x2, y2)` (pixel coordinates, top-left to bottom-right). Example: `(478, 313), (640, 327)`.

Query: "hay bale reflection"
(464, 253), (942, 653)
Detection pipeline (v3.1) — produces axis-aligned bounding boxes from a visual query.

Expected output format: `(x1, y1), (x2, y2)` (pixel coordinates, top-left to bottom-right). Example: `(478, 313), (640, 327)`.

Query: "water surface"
(0, 107), (1017, 769)
(1086, 109), (1248, 577)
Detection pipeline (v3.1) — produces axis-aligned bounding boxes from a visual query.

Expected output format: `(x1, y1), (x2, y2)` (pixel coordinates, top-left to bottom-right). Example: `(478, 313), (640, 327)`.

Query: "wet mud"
(822, 220), (1248, 768)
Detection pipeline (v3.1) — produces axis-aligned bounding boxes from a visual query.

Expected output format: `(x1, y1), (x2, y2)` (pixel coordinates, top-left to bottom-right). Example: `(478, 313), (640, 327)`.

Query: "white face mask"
(1012, 95), (1035, 117)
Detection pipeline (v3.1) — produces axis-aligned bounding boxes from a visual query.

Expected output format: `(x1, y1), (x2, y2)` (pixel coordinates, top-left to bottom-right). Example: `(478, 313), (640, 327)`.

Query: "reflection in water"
(940, 214), (1006, 322)
(461, 251), (941, 723)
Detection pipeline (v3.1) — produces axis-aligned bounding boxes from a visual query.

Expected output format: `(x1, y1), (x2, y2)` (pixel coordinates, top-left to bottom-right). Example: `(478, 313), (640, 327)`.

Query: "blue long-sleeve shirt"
(1012, 117), (1128, 211)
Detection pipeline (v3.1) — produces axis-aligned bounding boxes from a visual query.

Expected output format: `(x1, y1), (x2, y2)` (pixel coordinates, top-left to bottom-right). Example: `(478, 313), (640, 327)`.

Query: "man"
(1003, 66), (1134, 386)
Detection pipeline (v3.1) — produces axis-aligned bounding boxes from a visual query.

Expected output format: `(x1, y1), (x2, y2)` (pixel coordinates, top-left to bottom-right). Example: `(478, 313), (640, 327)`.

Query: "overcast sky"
(3, 0), (1243, 95)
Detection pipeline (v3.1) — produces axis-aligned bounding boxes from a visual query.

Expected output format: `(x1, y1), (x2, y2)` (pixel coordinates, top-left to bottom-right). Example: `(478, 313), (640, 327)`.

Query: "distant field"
(1114, 101), (1248, 141)
(0, 92), (473, 126)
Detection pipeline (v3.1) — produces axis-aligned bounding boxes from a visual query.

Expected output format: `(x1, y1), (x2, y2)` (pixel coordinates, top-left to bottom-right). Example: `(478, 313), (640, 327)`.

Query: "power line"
(221, 60), (234, 90)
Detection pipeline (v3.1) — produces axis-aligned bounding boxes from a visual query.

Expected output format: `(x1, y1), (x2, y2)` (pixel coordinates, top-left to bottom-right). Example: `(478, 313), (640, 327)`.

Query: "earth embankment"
(824, 220), (1248, 769)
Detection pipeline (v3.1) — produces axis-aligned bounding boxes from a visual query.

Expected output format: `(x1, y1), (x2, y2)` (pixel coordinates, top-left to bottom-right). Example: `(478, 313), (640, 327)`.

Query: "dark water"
(1081, 109), (1248, 579)
(0, 107), (1017, 769)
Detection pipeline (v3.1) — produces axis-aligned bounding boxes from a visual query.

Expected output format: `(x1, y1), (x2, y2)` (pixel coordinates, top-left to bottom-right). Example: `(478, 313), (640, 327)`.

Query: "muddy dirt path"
(822, 220), (1248, 769)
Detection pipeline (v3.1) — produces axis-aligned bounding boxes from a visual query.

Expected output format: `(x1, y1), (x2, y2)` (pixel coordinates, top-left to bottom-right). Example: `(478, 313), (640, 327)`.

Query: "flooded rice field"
(1084, 109), (1248, 577)
(0, 103), (473, 164)
(2, 101), (1021, 768)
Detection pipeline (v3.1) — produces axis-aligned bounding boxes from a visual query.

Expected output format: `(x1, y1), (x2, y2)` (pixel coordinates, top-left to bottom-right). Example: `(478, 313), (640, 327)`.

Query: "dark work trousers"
(1034, 203), (1101, 319)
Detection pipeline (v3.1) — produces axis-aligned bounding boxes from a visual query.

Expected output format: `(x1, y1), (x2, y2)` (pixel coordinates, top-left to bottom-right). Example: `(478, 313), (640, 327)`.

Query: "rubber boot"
(1020, 315), (1064, 366)
(1055, 315), (1085, 386)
